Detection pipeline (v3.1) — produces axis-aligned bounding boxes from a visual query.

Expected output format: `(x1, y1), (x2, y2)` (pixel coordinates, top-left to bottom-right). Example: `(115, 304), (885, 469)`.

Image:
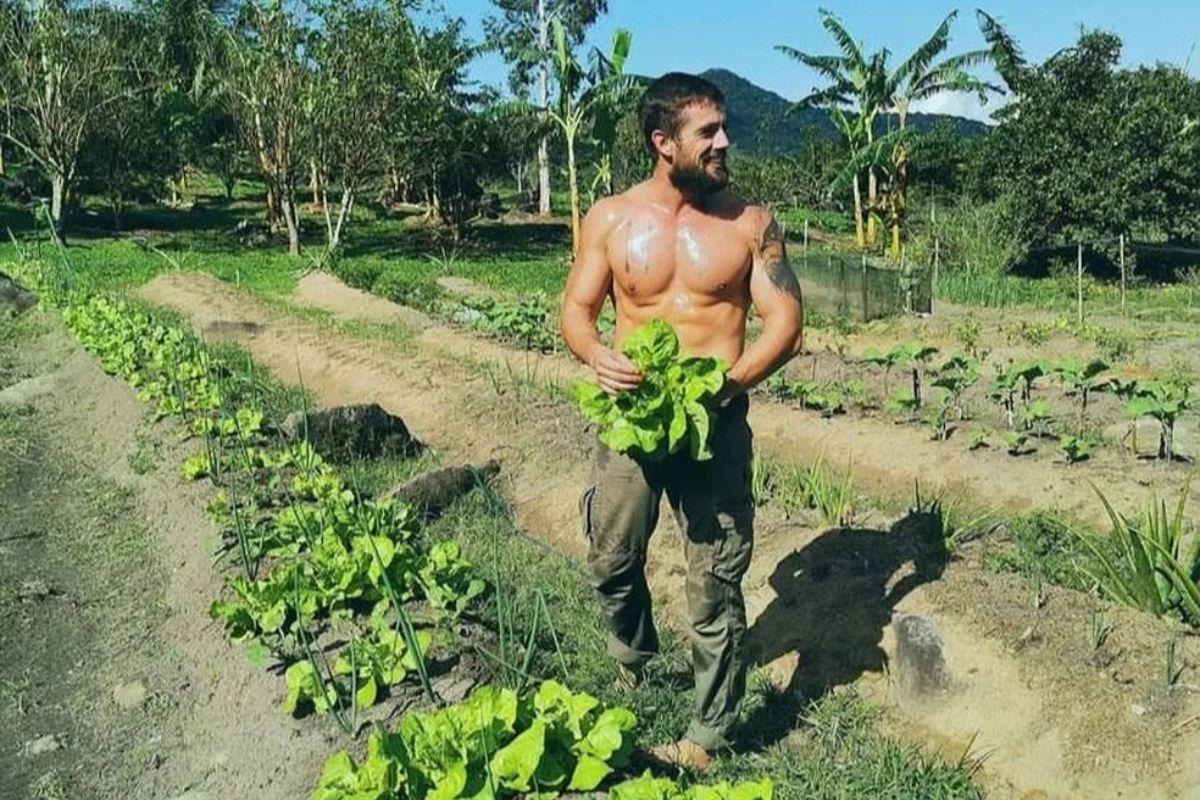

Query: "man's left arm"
(717, 211), (804, 401)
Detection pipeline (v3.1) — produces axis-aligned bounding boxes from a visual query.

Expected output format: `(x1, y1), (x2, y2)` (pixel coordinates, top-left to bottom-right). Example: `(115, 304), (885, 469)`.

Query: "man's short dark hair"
(639, 72), (725, 155)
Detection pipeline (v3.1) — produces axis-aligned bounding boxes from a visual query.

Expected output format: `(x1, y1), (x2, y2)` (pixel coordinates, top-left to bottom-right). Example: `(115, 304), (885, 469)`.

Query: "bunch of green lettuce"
(573, 319), (727, 461)
(311, 680), (638, 800)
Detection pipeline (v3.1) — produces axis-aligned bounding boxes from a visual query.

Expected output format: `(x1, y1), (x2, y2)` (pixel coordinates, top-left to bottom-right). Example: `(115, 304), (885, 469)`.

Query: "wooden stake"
(1119, 233), (1126, 316)
(1076, 242), (1084, 326)
(803, 218), (809, 262)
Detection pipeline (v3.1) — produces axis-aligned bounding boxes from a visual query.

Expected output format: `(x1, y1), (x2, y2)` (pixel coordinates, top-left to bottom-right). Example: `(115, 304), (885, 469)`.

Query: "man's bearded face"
(667, 101), (730, 196)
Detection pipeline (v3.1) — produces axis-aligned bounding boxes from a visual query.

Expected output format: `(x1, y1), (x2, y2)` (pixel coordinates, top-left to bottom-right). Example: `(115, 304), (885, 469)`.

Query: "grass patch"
(417, 477), (982, 796)
(982, 511), (1093, 591)
(936, 270), (1200, 323)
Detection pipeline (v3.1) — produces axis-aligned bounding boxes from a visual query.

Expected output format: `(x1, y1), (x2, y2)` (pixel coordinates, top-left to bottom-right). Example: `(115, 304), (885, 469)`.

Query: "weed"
(1164, 634), (1183, 691)
(965, 427), (989, 450)
(1088, 606), (1111, 652)
(985, 512), (1090, 591)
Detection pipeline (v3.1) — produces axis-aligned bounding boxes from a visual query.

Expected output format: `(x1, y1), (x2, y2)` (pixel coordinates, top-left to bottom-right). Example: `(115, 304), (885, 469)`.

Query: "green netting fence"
(792, 248), (931, 322)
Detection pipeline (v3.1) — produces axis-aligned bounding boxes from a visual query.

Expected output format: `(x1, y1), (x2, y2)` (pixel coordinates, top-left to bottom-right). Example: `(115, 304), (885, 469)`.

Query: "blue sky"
(443, 0), (1200, 121)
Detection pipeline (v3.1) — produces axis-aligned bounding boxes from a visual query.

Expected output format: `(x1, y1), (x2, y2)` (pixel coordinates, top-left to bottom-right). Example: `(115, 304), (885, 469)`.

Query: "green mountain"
(695, 68), (989, 155)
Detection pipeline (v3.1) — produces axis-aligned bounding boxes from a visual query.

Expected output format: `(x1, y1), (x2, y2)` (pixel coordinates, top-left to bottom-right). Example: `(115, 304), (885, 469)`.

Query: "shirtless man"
(560, 73), (804, 768)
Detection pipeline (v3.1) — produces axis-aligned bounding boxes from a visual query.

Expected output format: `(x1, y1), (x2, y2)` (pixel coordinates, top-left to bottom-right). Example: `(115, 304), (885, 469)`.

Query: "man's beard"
(668, 154), (728, 197)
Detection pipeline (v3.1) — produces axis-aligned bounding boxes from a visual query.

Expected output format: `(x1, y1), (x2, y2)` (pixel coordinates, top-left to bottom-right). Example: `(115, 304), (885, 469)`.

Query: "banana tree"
(881, 11), (995, 257)
(777, 10), (887, 248)
(546, 19), (632, 256)
(778, 9), (993, 254)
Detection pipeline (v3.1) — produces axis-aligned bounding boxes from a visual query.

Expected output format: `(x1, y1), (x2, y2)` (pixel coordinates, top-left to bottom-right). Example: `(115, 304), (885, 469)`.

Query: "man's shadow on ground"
(737, 506), (950, 749)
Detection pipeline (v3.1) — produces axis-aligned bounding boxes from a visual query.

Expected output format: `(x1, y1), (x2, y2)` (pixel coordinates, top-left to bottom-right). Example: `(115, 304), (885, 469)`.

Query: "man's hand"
(708, 375), (745, 409)
(590, 346), (643, 395)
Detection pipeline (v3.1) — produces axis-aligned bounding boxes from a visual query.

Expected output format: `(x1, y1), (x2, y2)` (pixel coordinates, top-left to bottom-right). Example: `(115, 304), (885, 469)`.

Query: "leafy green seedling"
(1059, 434), (1093, 465)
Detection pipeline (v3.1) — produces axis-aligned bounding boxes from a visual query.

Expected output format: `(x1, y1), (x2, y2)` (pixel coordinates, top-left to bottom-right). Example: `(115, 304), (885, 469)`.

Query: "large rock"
(893, 614), (952, 701)
(383, 460), (501, 519)
(1, 271), (37, 317)
(282, 403), (422, 461)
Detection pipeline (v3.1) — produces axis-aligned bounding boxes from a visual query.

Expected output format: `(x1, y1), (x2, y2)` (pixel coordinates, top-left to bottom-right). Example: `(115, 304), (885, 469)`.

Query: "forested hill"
(685, 68), (990, 154)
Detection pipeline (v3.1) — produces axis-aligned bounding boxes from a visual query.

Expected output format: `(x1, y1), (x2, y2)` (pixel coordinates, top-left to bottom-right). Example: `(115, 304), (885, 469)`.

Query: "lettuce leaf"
(573, 320), (727, 462)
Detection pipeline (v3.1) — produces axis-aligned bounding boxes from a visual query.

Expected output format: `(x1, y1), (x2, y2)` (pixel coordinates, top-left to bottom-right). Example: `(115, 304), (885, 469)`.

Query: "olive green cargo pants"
(579, 394), (754, 750)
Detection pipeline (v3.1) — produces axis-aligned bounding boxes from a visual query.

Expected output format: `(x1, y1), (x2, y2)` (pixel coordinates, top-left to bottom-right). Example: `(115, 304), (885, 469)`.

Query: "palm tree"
(547, 19), (633, 255)
(776, 9), (888, 248)
(778, 8), (994, 254)
(881, 11), (995, 255)
(975, 9), (1029, 96)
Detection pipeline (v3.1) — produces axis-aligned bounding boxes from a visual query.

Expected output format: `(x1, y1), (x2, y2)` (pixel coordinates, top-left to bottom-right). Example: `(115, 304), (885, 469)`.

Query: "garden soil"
(133, 271), (1200, 800)
(0, 318), (335, 800)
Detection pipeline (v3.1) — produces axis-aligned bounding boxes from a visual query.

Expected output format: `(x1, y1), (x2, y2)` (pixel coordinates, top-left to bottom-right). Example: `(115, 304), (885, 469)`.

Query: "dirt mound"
(139, 272), (1200, 800)
(294, 270), (429, 328)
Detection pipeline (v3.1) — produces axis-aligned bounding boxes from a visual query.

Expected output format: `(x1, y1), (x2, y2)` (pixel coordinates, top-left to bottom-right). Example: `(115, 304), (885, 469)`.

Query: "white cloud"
(909, 92), (1010, 123)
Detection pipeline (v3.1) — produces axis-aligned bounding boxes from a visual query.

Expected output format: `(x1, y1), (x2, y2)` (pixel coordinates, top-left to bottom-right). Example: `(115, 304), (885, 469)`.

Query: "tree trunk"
(537, 133), (551, 217)
(890, 195), (902, 258)
(536, 0), (551, 217)
(310, 159), (321, 206)
(852, 172), (865, 248)
(0, 142), (5, 176)
(867, 167), (878, 245)
(567, 135), (580, 256)
(280, 189), (300, 256)
(265, 184), (279, 221)
(331, 190), (354, 250)
(50, 171), (66, 242)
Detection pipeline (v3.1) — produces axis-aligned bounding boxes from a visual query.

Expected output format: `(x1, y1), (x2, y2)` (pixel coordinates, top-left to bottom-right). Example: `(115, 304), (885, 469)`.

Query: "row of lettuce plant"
(10, 256), (772, 799)
(59, 290), (483, 720)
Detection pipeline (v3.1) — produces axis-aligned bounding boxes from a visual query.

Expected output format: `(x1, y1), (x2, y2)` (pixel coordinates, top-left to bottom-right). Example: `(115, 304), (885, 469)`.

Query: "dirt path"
(290, 271), (1191, 528)
(0, 318), (335, 799)
(137, 271), (1200, 800)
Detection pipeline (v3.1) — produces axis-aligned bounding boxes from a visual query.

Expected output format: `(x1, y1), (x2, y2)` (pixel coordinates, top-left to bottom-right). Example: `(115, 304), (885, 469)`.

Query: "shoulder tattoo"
(759, 217), (802, 303)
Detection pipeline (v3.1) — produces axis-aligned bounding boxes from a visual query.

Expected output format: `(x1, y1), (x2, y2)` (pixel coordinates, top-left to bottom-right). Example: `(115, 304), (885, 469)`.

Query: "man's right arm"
(560, 199), (642, 394)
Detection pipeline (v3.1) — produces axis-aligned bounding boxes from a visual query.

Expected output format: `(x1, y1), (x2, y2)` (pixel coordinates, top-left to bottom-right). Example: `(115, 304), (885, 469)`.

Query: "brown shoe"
(649, 738), (712, 772)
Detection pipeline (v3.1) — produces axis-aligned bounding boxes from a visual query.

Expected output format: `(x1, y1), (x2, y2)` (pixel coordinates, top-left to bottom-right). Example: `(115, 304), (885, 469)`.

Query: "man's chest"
(605, 210), (752, 298)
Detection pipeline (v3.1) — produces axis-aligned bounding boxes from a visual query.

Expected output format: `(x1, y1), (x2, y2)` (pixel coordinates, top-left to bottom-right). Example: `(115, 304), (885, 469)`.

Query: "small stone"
(113, 681), (148, 710)
(894, 614), (952, 700)
(431, 674), (479, 705)
(24, 734), (62, 756)
(1130, 703), (1146, 717)
(760, 651), (801, 693)
(0, 271), (37, 317)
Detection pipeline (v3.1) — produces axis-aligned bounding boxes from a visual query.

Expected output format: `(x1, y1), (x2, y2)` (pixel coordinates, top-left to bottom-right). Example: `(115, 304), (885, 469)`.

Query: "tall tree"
(777, 9), (885, 248)
(969, 30), (1200, 247)
(308, 1), (401, 252)
(0, 1), (143, 239)
(216, 0), (311, 255)
(880, 11), (994, 255)
(485, 0), (607, 218)
(141, 0), (238, 204)
(79, 5), (174, 230)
